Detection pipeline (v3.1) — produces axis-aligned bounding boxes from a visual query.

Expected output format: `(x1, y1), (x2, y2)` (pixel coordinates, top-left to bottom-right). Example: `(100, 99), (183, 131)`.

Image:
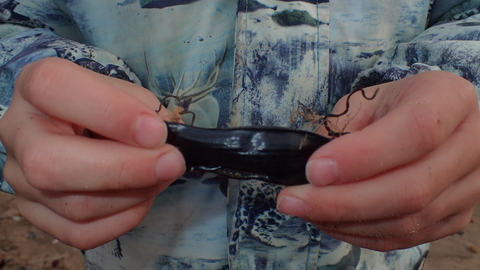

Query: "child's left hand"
(277, 71), (480, 251)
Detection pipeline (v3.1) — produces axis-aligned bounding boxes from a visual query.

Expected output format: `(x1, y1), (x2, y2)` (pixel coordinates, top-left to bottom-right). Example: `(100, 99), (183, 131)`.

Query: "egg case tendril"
(323, 88), (379, 137)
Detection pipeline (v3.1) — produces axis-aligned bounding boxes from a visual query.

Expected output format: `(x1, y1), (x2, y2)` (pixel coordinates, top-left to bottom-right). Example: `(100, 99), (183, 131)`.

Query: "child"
(1, 0), (480, 269)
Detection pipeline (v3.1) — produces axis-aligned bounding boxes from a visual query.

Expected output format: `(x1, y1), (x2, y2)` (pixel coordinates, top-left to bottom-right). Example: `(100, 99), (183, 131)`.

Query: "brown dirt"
(0, 192), (84, 270)
(423, 203), (480, 270)
(1, 192), (479, 269)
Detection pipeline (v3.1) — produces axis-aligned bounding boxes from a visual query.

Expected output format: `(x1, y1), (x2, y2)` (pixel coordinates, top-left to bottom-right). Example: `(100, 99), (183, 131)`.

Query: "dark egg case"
(165, 122), (331, 186)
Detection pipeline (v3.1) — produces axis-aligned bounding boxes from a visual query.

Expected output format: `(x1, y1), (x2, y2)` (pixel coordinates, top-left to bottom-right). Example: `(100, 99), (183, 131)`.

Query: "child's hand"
(0, 58), (186, 250)
(277, 71), (480, 251)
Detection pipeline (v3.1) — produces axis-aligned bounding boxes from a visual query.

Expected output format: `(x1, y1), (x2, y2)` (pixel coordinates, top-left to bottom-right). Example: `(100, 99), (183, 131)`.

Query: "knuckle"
(60, 196), (93, 222)
(19, 143), (55, 190)
(440, 72), (477, 108)
(113, 160), (136, 189)
(398, 214), (425, 237)
(94, 97), (118, 126)
(320, 195), (350, 221)
(407, 71), (477, 151)
(20, 58), (67, 103)
(111, 156), (154, 189)
(408, 105), (442, 152)
(396, 180), (431, 215)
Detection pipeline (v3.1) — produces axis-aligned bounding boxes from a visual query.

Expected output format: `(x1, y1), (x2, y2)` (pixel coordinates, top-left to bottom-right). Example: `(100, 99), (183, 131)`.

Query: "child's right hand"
(0, 58), (186, 250)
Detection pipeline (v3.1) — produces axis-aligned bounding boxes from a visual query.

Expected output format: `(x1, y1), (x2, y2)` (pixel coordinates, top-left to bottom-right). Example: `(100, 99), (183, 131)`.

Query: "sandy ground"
(1, 191), (479, 270)
(0, 192), (84, 270)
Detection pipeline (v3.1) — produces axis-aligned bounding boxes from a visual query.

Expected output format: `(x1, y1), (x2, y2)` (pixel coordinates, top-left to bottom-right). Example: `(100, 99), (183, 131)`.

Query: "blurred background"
(0, 191), (479, 270)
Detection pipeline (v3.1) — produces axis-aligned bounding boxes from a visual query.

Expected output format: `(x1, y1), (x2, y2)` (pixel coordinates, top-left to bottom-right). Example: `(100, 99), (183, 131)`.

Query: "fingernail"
(277, 196), (307, 217)
(155, 150), (185, 181)
(306, 158), (339, 186)
(135, 115), (167, 148)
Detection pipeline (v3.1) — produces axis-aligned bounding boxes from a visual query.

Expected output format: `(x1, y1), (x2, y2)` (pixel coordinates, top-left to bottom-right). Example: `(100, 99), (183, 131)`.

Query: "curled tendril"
(156, 95), (197, 125)
(323, 88), (380, 137)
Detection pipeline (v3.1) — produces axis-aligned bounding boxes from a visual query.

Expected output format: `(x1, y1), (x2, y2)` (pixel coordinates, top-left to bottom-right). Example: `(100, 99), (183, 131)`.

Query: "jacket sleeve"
(0, 1), (141, 194)
(353, 2), (480, 99)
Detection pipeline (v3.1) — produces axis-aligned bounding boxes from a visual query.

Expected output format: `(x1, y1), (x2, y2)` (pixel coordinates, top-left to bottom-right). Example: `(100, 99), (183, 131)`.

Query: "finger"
(17, 57), (166, 148)
(313, 165), (480, 239)
(96, 73), (159, 109)
(5, 158), (169, 221)
(96, 74), (172, 121)
(317, 206), (475, 252)
(308, 71), (477, 186)
(278, 112), (480, 222)
(12, 114), (184, 191)
(16, 196), (154, 250)
(40, 187), (168, 222)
